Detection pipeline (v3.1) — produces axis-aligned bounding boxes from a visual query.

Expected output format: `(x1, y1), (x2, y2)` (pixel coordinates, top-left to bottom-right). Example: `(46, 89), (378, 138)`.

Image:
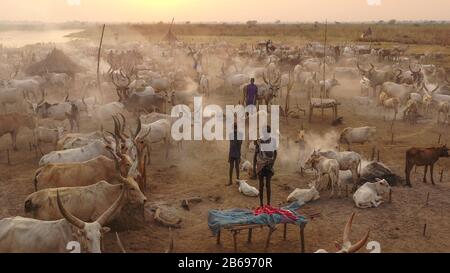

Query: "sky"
(0, 0), (449, 23)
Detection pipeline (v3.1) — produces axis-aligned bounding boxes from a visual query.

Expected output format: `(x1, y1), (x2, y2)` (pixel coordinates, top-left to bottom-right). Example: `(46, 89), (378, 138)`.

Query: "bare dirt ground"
(1, 77), (450, 253)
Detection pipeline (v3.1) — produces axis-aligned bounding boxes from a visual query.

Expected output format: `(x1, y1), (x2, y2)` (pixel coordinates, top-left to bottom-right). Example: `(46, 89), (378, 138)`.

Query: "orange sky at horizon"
(1, 0), (449, 23)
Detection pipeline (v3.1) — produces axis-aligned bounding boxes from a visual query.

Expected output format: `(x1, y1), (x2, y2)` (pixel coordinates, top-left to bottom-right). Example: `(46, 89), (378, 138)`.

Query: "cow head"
(262, 71), (281, 98)
(439, 145), (450, 158)
(57, 189), (124, 253)
(315, 212), (370, 253)
(25, 89), (46, 114)
(108, 148), (147, 206)
(374, 178), (391, 195)
(357, 63), (375, 78)
(304, 150), (321, 169)
(110, 69), (133, 103)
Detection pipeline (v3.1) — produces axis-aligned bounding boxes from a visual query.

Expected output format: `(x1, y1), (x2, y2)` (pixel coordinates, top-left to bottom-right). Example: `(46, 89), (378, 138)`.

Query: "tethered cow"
(405, 145), (450, 187)
(0, 113), (36, 151)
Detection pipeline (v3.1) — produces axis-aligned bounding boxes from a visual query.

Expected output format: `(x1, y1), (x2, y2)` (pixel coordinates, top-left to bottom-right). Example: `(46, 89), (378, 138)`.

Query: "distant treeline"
(67, 22), (450, 46)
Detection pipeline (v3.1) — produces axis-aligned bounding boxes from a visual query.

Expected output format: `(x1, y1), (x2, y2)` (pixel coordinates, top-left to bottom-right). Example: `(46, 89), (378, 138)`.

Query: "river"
(0, 29), (84, 47)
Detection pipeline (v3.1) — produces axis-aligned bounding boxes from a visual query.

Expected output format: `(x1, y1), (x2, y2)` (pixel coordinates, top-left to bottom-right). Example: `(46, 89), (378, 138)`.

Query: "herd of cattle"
(0, 36), (449, 253)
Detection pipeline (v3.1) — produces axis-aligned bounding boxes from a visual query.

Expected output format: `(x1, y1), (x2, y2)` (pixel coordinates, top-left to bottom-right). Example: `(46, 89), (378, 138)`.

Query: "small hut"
(163, 18), (178, 45)
(25, 48), (84, 77)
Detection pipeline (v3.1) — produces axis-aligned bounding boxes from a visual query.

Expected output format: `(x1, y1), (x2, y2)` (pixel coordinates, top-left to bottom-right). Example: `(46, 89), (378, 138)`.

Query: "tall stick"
(322, 20), (328, 101)
(97, 24), (106, 104)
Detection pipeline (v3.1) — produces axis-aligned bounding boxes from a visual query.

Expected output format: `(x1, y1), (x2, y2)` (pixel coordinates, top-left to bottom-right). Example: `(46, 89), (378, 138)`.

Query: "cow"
(353, 178), (391, 209)
(199, 74), (210, 97)
(0, 87), (25, 112)
(319, 75), (339, 98)
(57, 131), (103, 150)
(25, 175), (146, 222)
(0, 113), (36, 151)
(381, 82), (418, 104)
(315, 213), (370, 253)
(33, 152), (132, 191)
(403, 99), (419, 124)
(305, 152), (340, 197)
(0, 190), (123, 253)
(339, 127), (377, 151)
(237, 180), (259, 197)
(34, 126), (65, 153)
(286, 184), (320, 204)
(318, 150), (361, 186)
(135, 117), (171, 163)
(437, 102), (450, 125)
(379, 92), (400, 120)
(405, 145), (450, 187)
(357, 63), (394, 97)
(38, 140), (115, 166)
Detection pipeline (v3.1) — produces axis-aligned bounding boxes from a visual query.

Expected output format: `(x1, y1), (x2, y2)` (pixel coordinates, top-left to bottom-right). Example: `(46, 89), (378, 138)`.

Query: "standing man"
(244, 78), (258, 106)
(255, 126), (277, 207)
(228, 123), (243, 186)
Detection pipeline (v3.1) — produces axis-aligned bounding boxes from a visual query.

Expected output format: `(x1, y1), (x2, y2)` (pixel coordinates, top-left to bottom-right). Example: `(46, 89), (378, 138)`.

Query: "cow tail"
(33, 168), (42, 192)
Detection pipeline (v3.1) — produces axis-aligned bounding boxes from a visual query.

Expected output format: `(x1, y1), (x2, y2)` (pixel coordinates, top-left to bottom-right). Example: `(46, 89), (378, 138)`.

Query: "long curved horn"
(134, 117), (142, 139)
(102, 129), (112, 145)
(369, 63), (375, 72)
(342, 212), (355, 246)
(115, 232), (127, 253)
(395, 69), (402, 79)
(96, 188), (125, 226)
(348, 230), (370, 253)
(262, 72), (269, 85)
(118, 113), (129, 138)
(356, 62), (366, 73)
(57, 190), (85, 229)
(165, 228), (174, 253)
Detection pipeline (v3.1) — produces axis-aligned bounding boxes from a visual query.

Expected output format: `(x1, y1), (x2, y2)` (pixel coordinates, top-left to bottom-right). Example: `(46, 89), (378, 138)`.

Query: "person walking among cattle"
(405, 145), (450, 187)
(244, 78), (258, 106)
(228, 123), (243, 186)
(255, 126), (277, 207)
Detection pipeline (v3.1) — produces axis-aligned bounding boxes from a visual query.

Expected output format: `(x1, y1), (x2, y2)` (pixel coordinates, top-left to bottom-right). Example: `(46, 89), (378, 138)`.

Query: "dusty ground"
(1, 76), (450, 253)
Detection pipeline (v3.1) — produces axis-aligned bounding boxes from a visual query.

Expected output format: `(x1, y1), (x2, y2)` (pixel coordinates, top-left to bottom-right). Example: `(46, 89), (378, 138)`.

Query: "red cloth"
(253, 205), (298, 221)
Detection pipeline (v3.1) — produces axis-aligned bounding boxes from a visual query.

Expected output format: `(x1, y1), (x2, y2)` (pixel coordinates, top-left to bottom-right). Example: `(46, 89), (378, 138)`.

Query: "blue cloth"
(207, 202), (307, 236)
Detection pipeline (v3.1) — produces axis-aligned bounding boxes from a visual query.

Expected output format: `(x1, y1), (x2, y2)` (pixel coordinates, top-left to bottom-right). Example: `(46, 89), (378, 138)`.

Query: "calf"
(405, 145), (450, 186)
(286, 184), (320, 204)
(353, 178), (391, 208)
(237, 180), (259, 197)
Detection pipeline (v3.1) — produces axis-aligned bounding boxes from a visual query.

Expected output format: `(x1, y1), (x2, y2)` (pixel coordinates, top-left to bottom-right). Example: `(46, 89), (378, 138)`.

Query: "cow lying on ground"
(286, 183), (320, 204)
(353, 178), (391, 209)
(0, 189), (124, 253)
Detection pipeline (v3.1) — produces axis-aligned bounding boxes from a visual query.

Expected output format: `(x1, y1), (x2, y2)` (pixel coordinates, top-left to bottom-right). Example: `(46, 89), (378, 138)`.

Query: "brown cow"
(405, 145), (450, 187)
(0, 113), (36, 151)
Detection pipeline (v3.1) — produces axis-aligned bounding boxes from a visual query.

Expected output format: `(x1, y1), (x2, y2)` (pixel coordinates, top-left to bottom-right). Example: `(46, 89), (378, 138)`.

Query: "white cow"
(237, 180), (259, 197)
(339, 127), (377, 150)
(305, 153), (340, 197)
(39, 140), (114, 166)
(318, 150), (361, 185)
(353, 179), (391, 209)
(286, 184), (320, 204)
(0, 190), (123, 253)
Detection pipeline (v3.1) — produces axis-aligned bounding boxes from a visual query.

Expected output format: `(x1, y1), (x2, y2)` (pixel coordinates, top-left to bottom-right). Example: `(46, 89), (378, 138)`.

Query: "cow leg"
(423, 165), (428, 183)
(430, 164), (435, 185)
(146, 145), (151, 165)
(10, 131), (18, 151)
(405, 163), (413, 187)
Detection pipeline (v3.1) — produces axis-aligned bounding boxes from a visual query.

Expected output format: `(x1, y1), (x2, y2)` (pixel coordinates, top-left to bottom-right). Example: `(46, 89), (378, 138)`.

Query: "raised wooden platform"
(216, 222), (306, 253)
(309, 98), (341, 122)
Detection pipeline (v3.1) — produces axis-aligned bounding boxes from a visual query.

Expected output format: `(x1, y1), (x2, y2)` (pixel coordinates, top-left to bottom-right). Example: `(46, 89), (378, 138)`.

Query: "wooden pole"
(6, 149), (10, 165)
(440, 169), (444, 183)
(389, 189), (392, 203)
(97, 24), (106, 104)
(422, 222), (427, 237)
(438, 134), (442, 144)
(425, 192), (430, 206)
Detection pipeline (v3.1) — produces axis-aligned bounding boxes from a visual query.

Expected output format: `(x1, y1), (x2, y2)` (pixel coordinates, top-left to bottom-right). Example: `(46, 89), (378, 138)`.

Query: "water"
(0, 29), (83, 47)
